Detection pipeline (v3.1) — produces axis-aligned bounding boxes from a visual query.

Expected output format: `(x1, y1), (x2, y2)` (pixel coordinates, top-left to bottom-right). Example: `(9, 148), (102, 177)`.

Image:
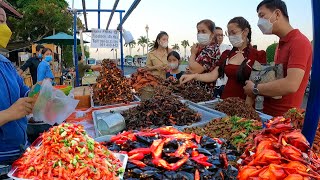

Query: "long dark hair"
(218, 17), (252, 85)
(153, 31), (169, 51)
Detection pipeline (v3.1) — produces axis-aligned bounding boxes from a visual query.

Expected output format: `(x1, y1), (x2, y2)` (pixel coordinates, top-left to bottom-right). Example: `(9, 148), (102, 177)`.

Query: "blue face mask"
(44, 55), (53, 62)
(37, 53), (42, 59)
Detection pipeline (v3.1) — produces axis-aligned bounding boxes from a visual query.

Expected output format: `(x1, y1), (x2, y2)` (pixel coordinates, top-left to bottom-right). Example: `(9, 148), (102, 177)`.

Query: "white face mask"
(169, 63), (179, 70)
(228, 32), (244, 48)
(257, 12), (276, 35)
(197, 33), (211, 45)
(160, 41), (168, 48)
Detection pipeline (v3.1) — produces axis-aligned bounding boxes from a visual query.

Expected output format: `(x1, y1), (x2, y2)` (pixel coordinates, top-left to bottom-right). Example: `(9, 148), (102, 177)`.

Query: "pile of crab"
(238, 117), (320, 180)
(104, 126), (239, 180)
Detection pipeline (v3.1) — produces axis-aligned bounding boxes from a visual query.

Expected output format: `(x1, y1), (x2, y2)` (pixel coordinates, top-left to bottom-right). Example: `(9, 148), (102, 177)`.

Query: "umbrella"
(36, 32), (89, 45)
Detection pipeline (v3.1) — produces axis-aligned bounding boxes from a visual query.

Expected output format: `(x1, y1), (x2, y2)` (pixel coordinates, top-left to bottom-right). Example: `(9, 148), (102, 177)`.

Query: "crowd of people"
(145, 0), (312, 117)
(0, 0), (313, 167)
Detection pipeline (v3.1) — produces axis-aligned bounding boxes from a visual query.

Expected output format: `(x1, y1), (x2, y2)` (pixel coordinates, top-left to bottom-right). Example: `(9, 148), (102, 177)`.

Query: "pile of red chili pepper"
(284, 108), (320, 156)
(93, 59), (134, 106)
(12, 123), (124, 180)
(105, 126), (239, 180)
(121, 94), (201, 130)
(128, 69), (162, 91)
(238, 117), (320, 180)
(162, 78), (214, 103)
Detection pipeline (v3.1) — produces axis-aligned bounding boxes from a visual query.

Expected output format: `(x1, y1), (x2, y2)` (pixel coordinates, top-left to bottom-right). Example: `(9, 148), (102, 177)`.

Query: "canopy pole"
(119, 12), (124, 74)
(106, 0), (120, 30)
(302, 0), (320, 145)
(98, 0), (101, 29)
(73, 11), (79, 87)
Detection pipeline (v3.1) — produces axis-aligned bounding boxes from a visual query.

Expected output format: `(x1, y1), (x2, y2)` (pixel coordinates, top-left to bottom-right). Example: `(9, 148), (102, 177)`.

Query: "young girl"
(166, 51), (184, 80)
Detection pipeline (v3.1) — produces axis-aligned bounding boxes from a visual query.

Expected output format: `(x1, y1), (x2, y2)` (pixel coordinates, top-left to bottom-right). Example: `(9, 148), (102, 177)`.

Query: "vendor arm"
(180, 66), (219, 84)
(188, 44), (205, 74)
(0, 97), (34, 126)
(18, 58), (32, 75)
(90, 65), (101, 71)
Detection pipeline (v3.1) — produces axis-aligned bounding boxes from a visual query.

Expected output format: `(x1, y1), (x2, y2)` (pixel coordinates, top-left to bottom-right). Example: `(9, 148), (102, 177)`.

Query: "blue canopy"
(36, 32), (89, 45)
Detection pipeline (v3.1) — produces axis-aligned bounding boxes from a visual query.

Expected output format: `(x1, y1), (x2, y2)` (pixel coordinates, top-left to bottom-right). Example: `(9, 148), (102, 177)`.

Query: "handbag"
(249, 61), (284, 99)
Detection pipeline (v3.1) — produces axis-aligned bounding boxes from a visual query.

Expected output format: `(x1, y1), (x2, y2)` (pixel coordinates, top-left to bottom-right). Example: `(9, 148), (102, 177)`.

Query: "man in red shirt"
(244, 0), (312, 117)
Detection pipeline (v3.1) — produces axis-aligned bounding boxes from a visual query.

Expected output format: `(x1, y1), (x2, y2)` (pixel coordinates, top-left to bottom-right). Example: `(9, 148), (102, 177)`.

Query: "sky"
(66, 0), (314, 60)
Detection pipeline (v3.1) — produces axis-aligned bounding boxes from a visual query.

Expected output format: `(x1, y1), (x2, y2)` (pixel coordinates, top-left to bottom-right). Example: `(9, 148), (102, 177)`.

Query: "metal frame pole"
(73, 11), (79, 87)
(98, 0), (101, 29)
(119, 12), (125, 74)
(302, 0), (320, 145)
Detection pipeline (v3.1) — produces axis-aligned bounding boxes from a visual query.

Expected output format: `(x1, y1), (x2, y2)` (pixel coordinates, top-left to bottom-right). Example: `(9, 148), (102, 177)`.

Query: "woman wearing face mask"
(146, 31), (172, 79)
(0, 7), (34, 165)
(166, 51), (184, 80)
(37, 48), (54, 83)
(188, 19), (220, 74)
(181, 17), (264, 100)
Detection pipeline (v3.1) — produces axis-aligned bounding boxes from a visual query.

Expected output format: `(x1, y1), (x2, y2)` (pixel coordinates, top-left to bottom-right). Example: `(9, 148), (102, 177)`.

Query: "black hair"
(215, 27), (223, 31)
(197, 19), (216, 33)
(41, 48), (52, 55)
(219, 17), (252, 85)
(167, 51), (181, 61)
(153, 31), (169, 51)
(257, 0), (289, 20)
(36, 44), (45, 52)
(253, 45), (258, 49)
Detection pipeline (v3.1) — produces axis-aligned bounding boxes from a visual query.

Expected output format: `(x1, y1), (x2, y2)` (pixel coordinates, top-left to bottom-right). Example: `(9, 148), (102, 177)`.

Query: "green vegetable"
(88, 153), (94, 159)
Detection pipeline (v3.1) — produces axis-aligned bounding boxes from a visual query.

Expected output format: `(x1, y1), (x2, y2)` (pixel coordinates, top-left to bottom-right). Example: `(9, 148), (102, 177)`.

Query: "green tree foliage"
(7, 0), (80, 42)
(137, 36), (148, 55)
(181, 40), (190, 59)
(266, 43), (278, 64)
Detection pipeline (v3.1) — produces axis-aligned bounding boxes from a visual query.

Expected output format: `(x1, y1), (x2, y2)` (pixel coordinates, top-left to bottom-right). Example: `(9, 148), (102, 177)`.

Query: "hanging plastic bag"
(33, 79), (79, 125)
(123, 29), (134, 44)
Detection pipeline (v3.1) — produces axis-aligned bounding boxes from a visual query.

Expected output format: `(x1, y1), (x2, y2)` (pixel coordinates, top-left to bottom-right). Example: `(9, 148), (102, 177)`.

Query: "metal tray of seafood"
(174, 100), (227, 130)
(7, 153), (128, 180)
(91, 94), (141, 108)
(197, 99), (273, 127)
(92, 104), (139, 138)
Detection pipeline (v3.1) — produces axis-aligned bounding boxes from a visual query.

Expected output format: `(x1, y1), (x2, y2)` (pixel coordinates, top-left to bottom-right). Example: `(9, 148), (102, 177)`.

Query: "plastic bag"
(123, 29), (134, 44)
(33, 79), (79, 125)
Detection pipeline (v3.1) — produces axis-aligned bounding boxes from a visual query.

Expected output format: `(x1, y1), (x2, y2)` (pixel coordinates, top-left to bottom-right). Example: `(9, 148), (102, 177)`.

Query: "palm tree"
(137, 36), (148, 55)
(172, 44), (180, 51)
(124, 40), (136, 56)
(148, 40), (156, 52)
(181, 40), (190, 59)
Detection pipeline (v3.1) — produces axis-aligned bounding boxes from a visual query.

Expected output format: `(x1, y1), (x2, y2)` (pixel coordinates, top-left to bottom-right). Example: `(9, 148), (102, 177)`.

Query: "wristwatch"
(253, 83), (260, 95)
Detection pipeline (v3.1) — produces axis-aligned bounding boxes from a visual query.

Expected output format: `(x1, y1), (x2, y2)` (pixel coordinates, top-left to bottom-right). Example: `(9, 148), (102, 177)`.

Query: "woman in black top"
(166, 51), (184, 80)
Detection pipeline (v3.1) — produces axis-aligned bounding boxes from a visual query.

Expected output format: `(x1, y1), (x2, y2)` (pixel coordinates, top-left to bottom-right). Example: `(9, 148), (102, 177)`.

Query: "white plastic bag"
(123, 29), (134, 44)
(33, 79), (79, 125)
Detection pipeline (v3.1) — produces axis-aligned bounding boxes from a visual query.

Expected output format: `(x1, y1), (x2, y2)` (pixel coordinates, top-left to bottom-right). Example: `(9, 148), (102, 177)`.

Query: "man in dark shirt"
(19, 44), (44, 84)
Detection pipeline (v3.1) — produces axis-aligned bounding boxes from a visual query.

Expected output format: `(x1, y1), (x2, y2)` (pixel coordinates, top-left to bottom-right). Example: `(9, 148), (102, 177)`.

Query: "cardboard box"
(74, 86), (91, 109)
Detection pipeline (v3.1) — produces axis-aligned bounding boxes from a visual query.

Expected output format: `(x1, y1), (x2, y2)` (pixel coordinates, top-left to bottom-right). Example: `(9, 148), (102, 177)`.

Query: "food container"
(91, 94), (141, 108)
(7, 153), (128, 180)
(197, 99), (273, 128)
(93, 100), (226, 138)
(92, 104), (139, 138)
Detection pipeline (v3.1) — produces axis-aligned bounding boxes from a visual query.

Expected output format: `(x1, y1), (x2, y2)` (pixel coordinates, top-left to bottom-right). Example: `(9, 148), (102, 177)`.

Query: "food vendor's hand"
(180, 74), (196, 84)
(191, 44), (199, 55)
(244, 80), (255, 97)
(6, 97), (35, 121)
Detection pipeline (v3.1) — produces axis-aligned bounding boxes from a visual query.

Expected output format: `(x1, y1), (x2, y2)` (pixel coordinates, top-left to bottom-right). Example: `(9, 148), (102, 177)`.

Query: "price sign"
(91, 29), (119, 49)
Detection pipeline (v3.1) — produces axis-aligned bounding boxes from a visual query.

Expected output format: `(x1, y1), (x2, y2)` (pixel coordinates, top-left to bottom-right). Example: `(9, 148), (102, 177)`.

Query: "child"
(166, 51), (184, 80)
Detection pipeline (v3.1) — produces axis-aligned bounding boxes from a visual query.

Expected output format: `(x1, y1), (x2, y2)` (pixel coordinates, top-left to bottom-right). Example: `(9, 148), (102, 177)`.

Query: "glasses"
(216, 34), (225, 37)
(225, 31), (243, 37)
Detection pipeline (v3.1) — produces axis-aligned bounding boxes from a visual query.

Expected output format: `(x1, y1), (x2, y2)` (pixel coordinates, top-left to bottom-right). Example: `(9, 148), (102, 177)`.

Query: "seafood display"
(162, 78), (214, 103)
(215, 97), (261, 120)
(121, 94), (201, 130)
(12, 123), (123, 180)
(129, 69), (162, 91)
(183, 117), (262, 152)
(284, 108), (320, 155)
(93, 59), (134, 106)
(105, 126), (239, 180)
(238, 117), (320, 179)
